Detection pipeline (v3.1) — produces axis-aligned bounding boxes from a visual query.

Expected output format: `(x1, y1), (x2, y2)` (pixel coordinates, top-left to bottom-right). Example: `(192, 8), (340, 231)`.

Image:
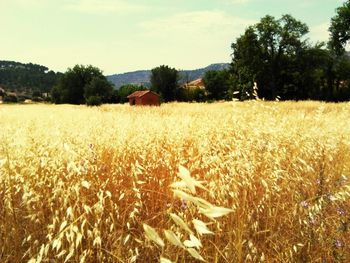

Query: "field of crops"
(1, 101), (350, 262)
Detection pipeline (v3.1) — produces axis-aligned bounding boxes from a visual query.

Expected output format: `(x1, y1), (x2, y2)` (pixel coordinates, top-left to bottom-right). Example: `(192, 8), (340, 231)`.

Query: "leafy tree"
(203, 70), (231, 100)
(32, 89), (41, 98)
(3, 94), (18, 103)
(50, 86), (62, 104)
(177, 87), (206, 102)
(326, 1), (350, 101)
(230, 26), (262, 100)
(231, 14), (309, 100)
(150, 65), (179, 101)
(84, 77), (113, 103)
(292, 46), (331, 100)
(329, 1), (350, 56)
(86, 96), (102, 106)
(117, 84), (146, 103)
(52, 65), (112, 105)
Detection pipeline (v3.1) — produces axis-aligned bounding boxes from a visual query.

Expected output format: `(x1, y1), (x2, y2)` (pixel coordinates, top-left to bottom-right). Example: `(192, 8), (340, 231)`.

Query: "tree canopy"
(117, 84), (147, 103)
(230, 11), (350, 101)
(203, 70), (231, 100)
(51, 65), (114, 105)
(150, 65), (179, 102)
(0, 60), (60, 94)
(231, 14), (309, 100)
(2, 1), (350, 104)
(329, 1), (350, 55)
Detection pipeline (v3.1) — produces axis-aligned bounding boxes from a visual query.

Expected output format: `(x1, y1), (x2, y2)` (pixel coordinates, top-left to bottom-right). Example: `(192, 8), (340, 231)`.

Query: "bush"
(177, 87), (206, 102)
(3, 94), (18, 103)
(32, 97), (44, 102)
(86, 96), (102, 106)
(118, 84), (146, 103)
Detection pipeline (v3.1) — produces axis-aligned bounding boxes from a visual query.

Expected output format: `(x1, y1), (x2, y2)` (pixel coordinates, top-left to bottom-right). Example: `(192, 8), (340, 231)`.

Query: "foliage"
(329, 1), (350, 56)
(117, 84), (146, 103)
(177, 87), (206, 102)
(52, 65), (113, 105)
(1, 102), (350, 262)
(107, 64), (229, 89)
(32, 96), (44, 102)
(150, 65), (179, 102)
(3, 94), (18, 103)
(0, 60), (60, 94)
(32, 89), (42, 98)
(203, 70), (231, 100)
(231, 14), (309, 100)
(230, 13), (350, 102)
(84, 77), (113, 103)
(86, 96), (102, 106)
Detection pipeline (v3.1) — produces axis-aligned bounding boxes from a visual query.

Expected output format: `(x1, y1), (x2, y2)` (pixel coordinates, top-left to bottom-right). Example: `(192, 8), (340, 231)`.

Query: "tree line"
(147, 1), (350, 102)
(2, 1), (348, 105)
(118, 1), (350, 103)
(0, 60), (61, 102)
(229, 6), (350, 102)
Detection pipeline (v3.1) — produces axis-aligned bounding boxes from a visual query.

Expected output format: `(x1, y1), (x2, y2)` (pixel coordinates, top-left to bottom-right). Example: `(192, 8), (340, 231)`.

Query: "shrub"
(32, 97), (44, 102)
(86, 95), (102, 106)
(3, 94), (18, 103)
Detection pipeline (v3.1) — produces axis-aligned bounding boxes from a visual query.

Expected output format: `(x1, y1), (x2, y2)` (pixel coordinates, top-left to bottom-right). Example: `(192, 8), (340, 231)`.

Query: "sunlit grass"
(1, 101), (350, 262)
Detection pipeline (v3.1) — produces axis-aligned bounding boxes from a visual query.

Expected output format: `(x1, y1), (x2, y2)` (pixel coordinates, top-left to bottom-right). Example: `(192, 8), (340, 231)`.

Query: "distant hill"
(0, 60), (61, 94)
(107, 70), (151, 89)
(107, 63), (230, 88)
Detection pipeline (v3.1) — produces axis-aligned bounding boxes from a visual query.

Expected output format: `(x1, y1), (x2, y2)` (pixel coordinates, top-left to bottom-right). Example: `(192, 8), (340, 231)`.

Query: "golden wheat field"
(1, 101), (350, 262)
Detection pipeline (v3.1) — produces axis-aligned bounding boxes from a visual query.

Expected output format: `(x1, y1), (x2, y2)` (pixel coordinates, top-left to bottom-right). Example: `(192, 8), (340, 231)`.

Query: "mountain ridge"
(106, 63), (230, 88)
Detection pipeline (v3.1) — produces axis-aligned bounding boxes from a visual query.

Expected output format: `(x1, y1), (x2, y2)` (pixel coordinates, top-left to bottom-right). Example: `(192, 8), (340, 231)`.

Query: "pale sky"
(0, 0), (345, 75)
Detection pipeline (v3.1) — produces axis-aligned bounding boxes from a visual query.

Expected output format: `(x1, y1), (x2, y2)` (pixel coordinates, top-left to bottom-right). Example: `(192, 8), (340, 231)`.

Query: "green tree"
(117, 84), (146, 103)
(231, 14), (309, 100)
(52, 65), (112, 104)
(32, 89), (41, 98)
(327, 1), (350, 101)
(86, 96), (102, 106)
(84, 77), (113, 103)
(177, 87), (206, 102)
(329, 1), (350, 56)
(203, 70), (231, 100)
(150, 65), (179, 102)
(3, 94), (18, 103)
(50, 86), (62, 104)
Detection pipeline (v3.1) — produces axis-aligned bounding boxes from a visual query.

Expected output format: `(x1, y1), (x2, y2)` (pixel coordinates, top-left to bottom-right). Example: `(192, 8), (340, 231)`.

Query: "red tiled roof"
(186, 78), (204, 87)
(127, 90), (160, 98)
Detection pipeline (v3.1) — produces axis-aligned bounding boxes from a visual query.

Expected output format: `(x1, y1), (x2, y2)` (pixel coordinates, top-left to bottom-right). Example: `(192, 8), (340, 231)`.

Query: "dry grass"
(0, 101), (350, 262)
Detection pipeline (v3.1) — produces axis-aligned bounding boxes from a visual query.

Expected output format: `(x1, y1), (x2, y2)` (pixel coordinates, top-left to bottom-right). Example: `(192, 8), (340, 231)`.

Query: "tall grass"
(0, 101), (350, 262)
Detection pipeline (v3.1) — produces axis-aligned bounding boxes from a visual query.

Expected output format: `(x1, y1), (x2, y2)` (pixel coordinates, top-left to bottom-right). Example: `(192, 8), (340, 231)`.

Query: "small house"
(183, 78), (205, 89)
(127, 90), (160, 106)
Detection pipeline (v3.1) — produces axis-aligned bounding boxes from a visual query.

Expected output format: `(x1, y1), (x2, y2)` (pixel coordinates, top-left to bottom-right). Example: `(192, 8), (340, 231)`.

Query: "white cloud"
(309, 22), (330, 44)
(64, 0), (146, 15)
(7, 0), (48, 8)
(138, 11), (255, 70)
(140, 10), (254, 39)
(223, 0), (250, 4)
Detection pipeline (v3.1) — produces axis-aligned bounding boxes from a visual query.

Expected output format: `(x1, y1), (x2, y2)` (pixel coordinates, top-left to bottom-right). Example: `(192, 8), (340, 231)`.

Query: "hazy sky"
(0, 0), (345, 75)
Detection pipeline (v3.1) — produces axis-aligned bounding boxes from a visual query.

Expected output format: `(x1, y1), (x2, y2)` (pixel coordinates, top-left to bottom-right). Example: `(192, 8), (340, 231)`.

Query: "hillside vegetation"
(0, 60), (60, 94)
(106, 63), (229, 88)
(0, 102), (350, 262)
